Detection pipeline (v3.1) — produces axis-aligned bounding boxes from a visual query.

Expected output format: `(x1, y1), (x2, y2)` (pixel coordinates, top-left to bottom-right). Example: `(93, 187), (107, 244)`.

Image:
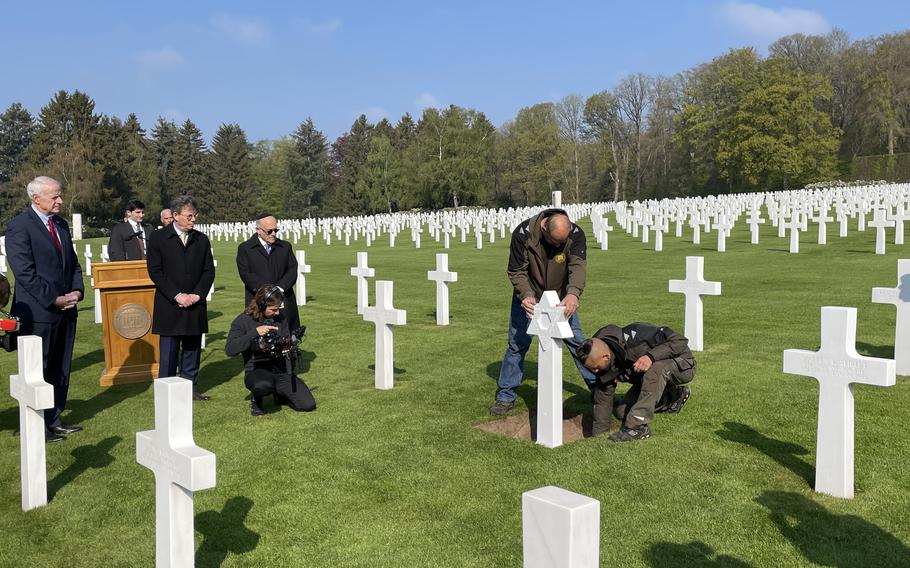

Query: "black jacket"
(225, 311), (291, 374)
(235, 235), (300, 330)
(108, 220), (153, 261)
(592, 323), (694, 384)
(146, 225), (215, 336)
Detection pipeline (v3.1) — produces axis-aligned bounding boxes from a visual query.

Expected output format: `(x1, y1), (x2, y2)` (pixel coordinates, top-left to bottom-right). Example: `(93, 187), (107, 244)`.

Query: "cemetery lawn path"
(1, 219), (909, 567)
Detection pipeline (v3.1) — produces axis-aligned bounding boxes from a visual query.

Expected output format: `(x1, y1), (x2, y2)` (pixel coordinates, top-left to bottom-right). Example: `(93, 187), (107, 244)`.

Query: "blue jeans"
(496, 295), (596, 403)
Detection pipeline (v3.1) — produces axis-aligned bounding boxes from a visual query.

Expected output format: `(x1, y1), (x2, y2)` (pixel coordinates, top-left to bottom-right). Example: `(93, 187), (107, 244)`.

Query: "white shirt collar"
(257, 236), (271, 249)
(31, 204), (51, 226)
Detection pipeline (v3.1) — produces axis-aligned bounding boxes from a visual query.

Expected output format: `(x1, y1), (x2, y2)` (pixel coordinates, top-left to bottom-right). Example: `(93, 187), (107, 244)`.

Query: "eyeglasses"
(260, 228), (279, 235)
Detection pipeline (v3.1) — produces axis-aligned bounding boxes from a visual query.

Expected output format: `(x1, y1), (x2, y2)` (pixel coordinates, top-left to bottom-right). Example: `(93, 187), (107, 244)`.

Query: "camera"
(257, 325), (307, 359)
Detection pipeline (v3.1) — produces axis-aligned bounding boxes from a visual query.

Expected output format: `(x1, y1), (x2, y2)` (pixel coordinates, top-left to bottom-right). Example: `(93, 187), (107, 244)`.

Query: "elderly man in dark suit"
(5, 176), (85, 442)
(146, 195), (215, 401)
(108, 199), (153, 261)
(236, 213), (300, 331)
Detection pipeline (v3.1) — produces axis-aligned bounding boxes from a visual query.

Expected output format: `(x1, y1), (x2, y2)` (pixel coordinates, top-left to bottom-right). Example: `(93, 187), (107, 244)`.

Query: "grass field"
(1, 215), (909, 567)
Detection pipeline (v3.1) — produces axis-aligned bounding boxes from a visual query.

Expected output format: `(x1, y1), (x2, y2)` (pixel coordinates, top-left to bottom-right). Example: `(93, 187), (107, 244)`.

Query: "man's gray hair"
(26, 176), (60, 199)
(169, 195), (197, 214)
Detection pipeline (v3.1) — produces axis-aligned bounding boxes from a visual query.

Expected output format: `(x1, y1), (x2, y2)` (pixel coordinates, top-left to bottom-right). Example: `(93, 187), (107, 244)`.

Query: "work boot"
(250, 397), (265, 417)
(608, 424), (651, 442)
(666, 386), (690, 414)
(489, 400), (516, 416)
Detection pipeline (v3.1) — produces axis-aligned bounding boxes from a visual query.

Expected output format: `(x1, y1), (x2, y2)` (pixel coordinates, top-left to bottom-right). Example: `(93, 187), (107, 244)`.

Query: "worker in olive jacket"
(489, 208), (596, 416)
(577, 322), (695, 441)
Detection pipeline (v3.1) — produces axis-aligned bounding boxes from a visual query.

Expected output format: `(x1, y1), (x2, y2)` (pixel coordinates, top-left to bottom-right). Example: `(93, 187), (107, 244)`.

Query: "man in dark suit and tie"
(146, 195), (215, 401)
(236, 213), (301, 331)
(5, 176), (85, 442)
(108, 199), (152, 261)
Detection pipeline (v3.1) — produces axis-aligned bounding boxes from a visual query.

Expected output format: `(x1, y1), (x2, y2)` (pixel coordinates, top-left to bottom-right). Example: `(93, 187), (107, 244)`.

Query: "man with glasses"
(236, 213), (301, 332)
(147, 195), (216, 401)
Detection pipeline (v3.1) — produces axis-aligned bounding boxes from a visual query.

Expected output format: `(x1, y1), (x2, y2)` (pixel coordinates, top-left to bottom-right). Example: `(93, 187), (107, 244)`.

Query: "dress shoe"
(193, 392), (211, 401)
(45, 431), (66, 443)
(50, 424), (83, 435)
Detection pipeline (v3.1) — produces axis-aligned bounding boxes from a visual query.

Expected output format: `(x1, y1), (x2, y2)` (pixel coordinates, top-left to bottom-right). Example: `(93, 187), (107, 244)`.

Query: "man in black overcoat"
(146, 195), (215, 400)
(5, 176), (85, 441)
(108, 199), (153, 261)
(235, 213), (300, 331)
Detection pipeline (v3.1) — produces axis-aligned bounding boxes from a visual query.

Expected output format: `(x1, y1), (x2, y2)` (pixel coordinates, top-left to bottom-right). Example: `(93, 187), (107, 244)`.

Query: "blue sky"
(1, 1), (907, 143)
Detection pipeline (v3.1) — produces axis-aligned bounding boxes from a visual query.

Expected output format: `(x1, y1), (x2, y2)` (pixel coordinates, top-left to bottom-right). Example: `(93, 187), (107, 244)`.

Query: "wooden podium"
(92, 260), (159, 385)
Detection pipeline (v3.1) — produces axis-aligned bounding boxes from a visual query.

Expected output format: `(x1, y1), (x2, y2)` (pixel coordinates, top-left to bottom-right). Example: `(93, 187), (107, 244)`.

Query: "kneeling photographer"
(225, 285), (316, 416)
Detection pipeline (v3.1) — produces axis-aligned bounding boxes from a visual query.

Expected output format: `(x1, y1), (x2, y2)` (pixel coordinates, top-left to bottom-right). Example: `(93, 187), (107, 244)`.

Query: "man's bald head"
(541, 212), (571, 245)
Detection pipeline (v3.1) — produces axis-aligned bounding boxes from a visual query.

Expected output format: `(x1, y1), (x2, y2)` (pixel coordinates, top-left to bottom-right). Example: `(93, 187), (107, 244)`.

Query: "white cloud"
(137, 47), (184, 69)
(302, 18), (343, 38)
(719, 1), (830, 40)
(212, 13), (269, 46)
(416, 92), (442, 110)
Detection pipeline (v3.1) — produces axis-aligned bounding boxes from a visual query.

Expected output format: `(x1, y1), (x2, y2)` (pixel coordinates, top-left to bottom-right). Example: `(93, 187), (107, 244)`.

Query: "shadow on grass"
(646, 541), (753, 567)
(716, 422), (814, 487)
(756, 491), (910, 567)
(856, 341), (894, 359)
(48, 435), (121, 500)
(199, 356), (244, 394)
(367, 363), (406, 375)
(297, 350), (316, 374)
(63, 382), (152, 427)
(71, 348), (105, 372)
(196, 496), (260, 567)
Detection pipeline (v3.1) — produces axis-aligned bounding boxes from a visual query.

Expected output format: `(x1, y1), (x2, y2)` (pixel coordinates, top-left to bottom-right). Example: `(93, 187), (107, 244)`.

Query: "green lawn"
(1, 215), (909, 567)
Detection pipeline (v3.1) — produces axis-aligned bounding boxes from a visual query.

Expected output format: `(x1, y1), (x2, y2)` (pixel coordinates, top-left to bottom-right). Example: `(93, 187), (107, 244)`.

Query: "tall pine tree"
(210, 123), (254, 222)
(169, 119), (210, 209)
(287, 118), (329, 217)
(0, 102), (35, 226)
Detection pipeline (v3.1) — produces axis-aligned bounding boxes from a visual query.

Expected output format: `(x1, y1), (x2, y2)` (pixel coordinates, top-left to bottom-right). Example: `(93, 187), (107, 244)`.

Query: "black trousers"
(245, 368), (315, 412)
(20, 317), (77, 429)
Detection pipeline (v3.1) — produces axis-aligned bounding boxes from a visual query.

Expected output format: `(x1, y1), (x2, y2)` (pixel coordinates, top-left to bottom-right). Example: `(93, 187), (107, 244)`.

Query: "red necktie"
(47, 217), (62, 254)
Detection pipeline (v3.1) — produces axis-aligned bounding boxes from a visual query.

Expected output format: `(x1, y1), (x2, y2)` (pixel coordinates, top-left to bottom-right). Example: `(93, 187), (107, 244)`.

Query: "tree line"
(1, 28), (909, 228)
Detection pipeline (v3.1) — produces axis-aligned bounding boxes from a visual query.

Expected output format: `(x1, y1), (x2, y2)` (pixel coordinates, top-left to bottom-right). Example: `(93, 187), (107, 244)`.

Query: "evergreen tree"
(0, 102), (35, 227)
(151, 118), (179, 207)
(210, 123), (254, 222)
(0, 102), (35, 183)
(327, 115), (373, 215)
(287, 118), (330, 217)
(169, 119), (210, 207)
(251, 138), (295, 215)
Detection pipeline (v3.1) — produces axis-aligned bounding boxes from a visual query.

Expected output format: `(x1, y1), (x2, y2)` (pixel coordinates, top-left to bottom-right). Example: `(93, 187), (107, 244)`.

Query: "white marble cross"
(872, 259), (910, 375)
(350, 252), (375, 315)
(522, 486), (600, 568)
(84, 244), (93, 276)
(552, 191), (562, 208)
(747, 209), (765, 244)
(715, 215), (731, 252)
(101, 244), (110, 263)
(668, 256), (721, 352)
(526, 291), (574, 448)
(869, 208), (894, 255)
(788, 213), (801, 254)
(9, 336), (54, 512)
(362, 281), (407, 390)
(891, 205), (909, 245)
(295, 250), (312, 306)
(427, 254), (458, 326)
(93, 280), (103, 324)
(813, 210), (833, 245)
(136, 377), (217, 568)
(0, 254), (6, 276)
(783, 306), (895, 499)
(205, 259), (217, 302)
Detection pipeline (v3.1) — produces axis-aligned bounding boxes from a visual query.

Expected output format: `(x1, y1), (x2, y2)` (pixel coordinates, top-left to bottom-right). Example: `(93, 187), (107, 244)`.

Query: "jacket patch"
(554, 253), (566, 264)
